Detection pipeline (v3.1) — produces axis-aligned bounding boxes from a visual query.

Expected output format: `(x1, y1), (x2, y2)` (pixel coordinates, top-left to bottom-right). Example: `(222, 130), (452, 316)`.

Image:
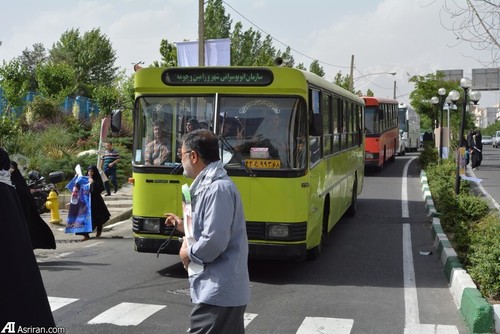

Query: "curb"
(420, 170), (498, 333)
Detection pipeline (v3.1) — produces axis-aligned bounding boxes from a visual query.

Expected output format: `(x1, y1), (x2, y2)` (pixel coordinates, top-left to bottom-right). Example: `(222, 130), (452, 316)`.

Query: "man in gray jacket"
(165, 129), (250, 334)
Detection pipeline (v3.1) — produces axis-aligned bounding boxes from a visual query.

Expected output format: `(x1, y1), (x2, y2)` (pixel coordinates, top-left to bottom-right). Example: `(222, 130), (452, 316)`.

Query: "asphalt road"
(35, 151), (469, 333)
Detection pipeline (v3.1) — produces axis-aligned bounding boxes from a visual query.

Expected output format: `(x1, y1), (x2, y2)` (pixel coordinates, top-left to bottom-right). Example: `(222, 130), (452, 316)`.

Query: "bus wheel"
(347, 178), (358, 216)
(307, 199), (329, 261)
(389, 143), (396, 162)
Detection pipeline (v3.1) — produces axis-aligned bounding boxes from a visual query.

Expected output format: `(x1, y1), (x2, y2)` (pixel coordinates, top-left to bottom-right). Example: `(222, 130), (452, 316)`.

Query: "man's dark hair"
(182, 129), (220, 164)
(187, 118), (200, 130)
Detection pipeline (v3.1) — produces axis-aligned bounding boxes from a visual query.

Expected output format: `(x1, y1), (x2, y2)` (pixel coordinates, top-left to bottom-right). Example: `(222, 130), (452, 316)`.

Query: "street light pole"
(353, 71), (397, 97)
(438, 88), (446, 161)
(455, 78), (472, 195)
(447, 90), (460, 149)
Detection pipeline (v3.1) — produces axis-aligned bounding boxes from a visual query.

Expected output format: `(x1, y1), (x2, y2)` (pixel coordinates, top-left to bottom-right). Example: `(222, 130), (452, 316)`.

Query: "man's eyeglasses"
(177, 150), (192, 158)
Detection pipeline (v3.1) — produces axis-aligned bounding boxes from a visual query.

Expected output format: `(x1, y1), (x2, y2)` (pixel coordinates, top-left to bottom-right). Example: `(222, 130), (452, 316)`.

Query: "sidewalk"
(40, 182), (133, 242)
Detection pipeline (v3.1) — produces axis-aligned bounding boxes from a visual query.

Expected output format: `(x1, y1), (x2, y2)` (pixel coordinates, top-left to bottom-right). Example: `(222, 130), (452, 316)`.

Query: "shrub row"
(421, 144), (500, 301)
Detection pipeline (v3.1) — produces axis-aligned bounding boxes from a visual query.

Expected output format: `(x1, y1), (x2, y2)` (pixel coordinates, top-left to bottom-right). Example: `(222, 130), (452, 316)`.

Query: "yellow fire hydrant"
(45, 189), (62, 224)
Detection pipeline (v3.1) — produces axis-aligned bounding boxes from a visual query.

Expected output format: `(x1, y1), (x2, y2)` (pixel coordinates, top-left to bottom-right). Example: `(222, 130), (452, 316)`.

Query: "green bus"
(129, 66), (364, 260)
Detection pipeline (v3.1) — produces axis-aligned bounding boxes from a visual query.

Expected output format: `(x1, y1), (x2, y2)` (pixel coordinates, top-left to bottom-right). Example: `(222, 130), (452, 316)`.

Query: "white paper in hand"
(181, 184), (204, 276)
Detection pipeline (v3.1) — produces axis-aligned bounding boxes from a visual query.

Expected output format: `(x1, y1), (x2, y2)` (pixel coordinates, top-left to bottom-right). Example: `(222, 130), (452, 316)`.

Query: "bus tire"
(347, 178), (358, 217)
(389, 141), (396, 162)
(307, 199), (329, 261)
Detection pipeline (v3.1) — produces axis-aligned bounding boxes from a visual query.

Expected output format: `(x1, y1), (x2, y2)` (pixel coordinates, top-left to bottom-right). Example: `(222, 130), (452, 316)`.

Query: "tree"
(0, 58), (29, 113)
(275, 46), (295, 67)
(441, 0), (500, 66)
(309, 60), (325, 77)
(50, 28), (118, 96)
(20, 43), (48, 91)
(93, 84), (119, 116)
(36, 62), (76, 102)
(205, 0), (232, 39)
(157, 39), (178, 67)
(408, 73), (474, 139)
(333, 71), (353, 92)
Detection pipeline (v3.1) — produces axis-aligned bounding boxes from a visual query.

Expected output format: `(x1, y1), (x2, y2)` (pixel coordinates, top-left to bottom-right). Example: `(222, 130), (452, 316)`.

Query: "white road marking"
(48, 296), (78, 311)
(402, 157), (419, 326)
(87, 302), (165, 326)
(401, 157), (458, 333)
(244, 313), (258, 327)
(105, 219), (130, 229)
(296, 317), (354, 334)
(84, 241), (104, 248)
(37, 251), (74, 263)
(404, 323), (459, 334)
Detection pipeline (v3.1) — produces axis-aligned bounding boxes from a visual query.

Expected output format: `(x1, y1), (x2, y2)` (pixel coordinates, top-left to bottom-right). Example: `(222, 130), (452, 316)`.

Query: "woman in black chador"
(77, 165), (111, 241)
(0, 147), (55, 327)
(10, 161), (56, 249)
(471, 130), (483, 170)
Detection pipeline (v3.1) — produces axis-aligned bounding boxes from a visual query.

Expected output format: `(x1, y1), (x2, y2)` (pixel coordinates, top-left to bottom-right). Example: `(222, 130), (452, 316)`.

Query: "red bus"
(362, 97), (399, 169)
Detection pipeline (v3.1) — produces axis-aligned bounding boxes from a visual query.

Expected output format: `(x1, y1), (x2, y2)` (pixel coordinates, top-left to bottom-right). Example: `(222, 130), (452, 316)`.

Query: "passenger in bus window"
(144, 120), (171, 165)
(222, 117), (244, 139)
(295, 136), (307, 168)
(185, 118), (201, 133)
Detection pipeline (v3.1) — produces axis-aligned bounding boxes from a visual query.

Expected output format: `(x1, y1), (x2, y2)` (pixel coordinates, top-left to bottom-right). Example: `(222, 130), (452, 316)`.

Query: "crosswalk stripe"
(296, 317), (354, 334)
(244, 312), (258, 327)
(37, 252), (74, 263)
(47, 296), (461, 332)
(87, 302), (166, 326)
(48, 296), (79, 312)
(404, 323), (459, 334)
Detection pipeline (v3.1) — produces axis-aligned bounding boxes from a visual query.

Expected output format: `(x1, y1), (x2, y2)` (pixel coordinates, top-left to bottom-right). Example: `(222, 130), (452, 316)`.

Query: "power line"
(221, 1), (350, 70)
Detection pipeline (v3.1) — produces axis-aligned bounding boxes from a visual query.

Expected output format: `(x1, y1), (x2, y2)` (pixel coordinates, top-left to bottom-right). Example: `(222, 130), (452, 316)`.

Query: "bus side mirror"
(111, 109), (122, 132)
(310, 113), (323, 136)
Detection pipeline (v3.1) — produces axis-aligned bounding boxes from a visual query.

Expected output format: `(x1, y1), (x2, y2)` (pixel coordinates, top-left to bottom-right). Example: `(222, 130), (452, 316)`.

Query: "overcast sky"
(1, 0), (498, 107)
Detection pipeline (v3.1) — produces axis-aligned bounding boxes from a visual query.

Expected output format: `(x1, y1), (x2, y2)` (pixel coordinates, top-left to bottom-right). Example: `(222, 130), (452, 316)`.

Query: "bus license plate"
(244, 159), (281, 169)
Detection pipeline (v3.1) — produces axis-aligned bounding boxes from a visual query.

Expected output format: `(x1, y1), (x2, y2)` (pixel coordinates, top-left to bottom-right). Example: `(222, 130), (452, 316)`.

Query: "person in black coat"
(0, 147), (55, 328)
(471, 130), (483, 170)
(77, 165), (111, 241)
(10, 161), (56, 249)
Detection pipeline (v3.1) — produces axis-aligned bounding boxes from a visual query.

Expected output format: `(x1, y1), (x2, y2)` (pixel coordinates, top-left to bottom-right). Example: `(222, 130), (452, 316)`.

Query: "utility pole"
(198, 0), (205, 66)
(349, 55), (354, 92)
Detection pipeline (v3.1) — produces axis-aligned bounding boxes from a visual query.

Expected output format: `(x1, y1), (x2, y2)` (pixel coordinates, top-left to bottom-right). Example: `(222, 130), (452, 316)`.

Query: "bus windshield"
(132, 95), (307, 170)
(218, 96), (307, 170)
(133, 96), (215, 166)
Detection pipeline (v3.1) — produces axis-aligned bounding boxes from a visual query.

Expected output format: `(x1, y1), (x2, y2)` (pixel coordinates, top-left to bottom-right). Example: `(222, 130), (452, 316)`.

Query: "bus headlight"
(268, 224), (289, 238)
(365, 153), (374, 159)
(143, 219), (160, 232)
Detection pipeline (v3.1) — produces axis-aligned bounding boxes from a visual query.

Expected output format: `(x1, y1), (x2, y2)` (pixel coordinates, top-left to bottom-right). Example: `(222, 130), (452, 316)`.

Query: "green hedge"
(468, 213), (500, 300)
(421, 145), (500, 301)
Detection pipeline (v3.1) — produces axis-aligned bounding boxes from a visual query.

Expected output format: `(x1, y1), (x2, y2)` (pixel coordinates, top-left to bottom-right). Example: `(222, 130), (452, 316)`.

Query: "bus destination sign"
(162, 68), (274, 86)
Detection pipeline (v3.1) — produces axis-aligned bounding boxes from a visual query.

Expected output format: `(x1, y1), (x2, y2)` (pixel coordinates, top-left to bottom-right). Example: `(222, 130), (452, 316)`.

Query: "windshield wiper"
(219, 134), (255, 177)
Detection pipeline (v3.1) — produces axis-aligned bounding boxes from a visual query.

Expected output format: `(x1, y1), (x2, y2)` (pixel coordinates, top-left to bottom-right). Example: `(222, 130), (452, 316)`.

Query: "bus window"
(322, 93), (332, 156)
(133, 96), (215, 166)
(333, 96), (340, 152)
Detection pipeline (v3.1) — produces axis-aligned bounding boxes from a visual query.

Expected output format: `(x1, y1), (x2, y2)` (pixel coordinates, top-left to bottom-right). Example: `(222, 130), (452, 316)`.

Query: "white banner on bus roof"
(176, 38), (231, 67)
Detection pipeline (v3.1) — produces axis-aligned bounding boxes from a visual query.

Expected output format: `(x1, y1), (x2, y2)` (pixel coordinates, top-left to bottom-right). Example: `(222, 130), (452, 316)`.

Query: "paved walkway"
(41, 182), (133, 242)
